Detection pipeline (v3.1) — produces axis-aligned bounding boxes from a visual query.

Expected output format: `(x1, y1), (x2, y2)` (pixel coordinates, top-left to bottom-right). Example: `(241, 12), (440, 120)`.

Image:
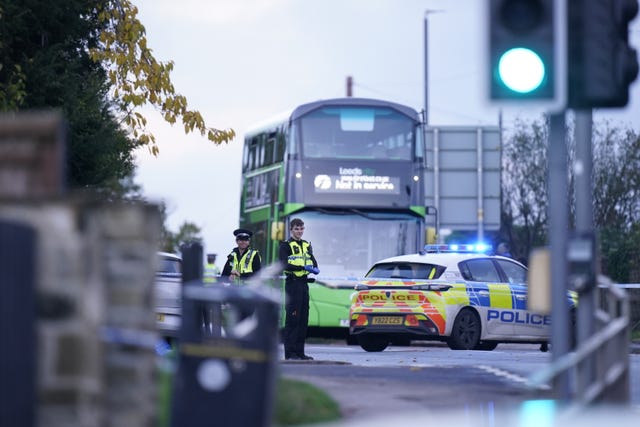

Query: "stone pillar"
(0, 112), (161, 427)
(84, 202), (161, 427)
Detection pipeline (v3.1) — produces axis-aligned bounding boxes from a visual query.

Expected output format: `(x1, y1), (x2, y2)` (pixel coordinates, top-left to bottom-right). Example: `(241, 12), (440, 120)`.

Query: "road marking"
(478, 364), (551, 390)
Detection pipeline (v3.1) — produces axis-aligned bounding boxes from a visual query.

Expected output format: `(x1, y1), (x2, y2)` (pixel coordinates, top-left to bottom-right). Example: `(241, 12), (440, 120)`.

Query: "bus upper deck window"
(340, 109), (374, 131)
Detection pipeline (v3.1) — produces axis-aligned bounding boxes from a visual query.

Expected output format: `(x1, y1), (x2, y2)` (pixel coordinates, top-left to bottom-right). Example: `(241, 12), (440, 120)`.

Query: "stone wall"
(0, 111), (163, 427)
(0, 200), (161, 427)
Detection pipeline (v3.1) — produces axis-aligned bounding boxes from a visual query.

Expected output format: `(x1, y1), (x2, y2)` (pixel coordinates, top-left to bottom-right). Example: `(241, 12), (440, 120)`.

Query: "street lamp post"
(424, 10), (444, 126)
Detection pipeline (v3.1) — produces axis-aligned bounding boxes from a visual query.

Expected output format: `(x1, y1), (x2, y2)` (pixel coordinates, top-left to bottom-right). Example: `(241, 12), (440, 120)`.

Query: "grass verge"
(273, 377), (342, 426)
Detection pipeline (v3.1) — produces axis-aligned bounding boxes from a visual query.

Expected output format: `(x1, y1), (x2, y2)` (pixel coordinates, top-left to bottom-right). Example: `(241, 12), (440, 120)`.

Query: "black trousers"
(283, 277), (309, 357)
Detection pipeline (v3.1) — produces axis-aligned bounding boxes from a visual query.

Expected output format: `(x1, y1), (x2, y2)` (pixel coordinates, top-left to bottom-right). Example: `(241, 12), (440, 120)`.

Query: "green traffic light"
(498, 47), (546, 94)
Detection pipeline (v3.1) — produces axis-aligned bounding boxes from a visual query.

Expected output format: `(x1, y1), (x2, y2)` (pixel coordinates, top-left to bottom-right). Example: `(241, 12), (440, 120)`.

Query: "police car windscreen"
(365, 262), (445, 280)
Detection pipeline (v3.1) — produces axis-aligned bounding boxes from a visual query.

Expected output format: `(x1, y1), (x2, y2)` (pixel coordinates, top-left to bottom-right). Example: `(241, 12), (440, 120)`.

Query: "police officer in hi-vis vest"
(203, 253), (221, 284)
(279, 218), (320, 360)
(220, 228), (261, 283)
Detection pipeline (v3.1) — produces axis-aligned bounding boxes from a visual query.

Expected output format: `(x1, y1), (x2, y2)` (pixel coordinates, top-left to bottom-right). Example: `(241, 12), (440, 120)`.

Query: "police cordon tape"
(601, 283), (640, 289)
(308, 277), (640, 288)
(100, 326), (158, 349)
(254, 276), (640, 289)
(268, 276), (454, 282)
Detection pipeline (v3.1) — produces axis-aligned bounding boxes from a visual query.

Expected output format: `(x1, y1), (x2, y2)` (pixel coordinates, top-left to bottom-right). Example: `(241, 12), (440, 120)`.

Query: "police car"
(349, 244), (577, 352)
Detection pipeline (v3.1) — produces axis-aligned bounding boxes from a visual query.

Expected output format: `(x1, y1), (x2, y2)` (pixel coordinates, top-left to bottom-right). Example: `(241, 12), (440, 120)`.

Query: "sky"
(133, 0), (640, 261)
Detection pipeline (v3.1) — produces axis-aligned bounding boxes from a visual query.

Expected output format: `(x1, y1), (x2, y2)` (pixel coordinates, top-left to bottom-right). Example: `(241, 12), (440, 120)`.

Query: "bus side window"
(288, 124), (300, 158)
(276, 132), (286, 162)
(245, 138), (259, 171)
(264, 137), (275, 165)
(242, 142), (250, 172)
(257, 138), (265, 168)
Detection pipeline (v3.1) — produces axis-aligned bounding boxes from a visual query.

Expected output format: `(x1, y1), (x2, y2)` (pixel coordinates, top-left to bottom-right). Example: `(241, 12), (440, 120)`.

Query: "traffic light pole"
(573, 110), (597, 397)
(548, 112), (571, 400)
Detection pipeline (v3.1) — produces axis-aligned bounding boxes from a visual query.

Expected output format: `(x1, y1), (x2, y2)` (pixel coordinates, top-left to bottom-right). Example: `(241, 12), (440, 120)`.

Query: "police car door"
(496, 259), (550, 338)
(462, 258), (514, 337)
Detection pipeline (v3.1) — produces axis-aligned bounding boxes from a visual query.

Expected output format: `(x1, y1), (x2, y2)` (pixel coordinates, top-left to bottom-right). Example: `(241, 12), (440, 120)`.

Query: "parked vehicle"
(349, 244), (578, 352)
(155, 252), (182, 341)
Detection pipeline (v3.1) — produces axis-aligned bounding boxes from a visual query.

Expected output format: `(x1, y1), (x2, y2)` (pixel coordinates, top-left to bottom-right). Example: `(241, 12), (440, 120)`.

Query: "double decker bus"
(240, 97), (426, 338)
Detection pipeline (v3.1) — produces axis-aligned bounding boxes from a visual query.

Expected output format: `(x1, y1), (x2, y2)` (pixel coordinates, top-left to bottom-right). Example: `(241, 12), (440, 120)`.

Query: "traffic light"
(568, 0), (639, 108)
(487, 0), (566, 110)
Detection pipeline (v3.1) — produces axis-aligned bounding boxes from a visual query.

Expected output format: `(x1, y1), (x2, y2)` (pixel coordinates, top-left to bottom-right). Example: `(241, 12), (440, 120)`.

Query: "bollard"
(170, 283), (280, 427)
(180, 241), (203, 283)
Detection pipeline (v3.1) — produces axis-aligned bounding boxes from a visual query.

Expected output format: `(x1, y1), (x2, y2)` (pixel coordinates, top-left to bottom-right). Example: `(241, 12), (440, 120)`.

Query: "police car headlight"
(354, 284), (369, 291)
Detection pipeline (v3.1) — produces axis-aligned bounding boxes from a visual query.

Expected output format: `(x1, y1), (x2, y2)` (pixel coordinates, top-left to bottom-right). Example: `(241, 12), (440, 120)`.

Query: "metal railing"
(527, 275), (631, 408)
(615, 283), (640, 336)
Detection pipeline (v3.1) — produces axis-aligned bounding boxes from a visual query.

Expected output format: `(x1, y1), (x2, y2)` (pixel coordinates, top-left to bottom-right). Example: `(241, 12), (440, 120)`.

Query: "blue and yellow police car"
(349, 244), (577, 352)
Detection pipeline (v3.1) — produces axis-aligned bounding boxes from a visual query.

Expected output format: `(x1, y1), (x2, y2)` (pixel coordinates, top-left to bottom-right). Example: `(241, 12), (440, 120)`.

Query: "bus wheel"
(358, 335), (388, 352)
(447, 308), (481, 350)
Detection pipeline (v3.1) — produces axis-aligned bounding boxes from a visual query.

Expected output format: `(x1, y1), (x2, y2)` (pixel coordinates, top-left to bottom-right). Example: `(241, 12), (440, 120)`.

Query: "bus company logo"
(314, 174), (332, 190)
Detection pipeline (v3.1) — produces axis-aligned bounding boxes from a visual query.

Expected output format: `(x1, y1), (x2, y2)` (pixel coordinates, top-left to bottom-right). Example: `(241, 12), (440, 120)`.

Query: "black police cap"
(233, 228), (253, 239)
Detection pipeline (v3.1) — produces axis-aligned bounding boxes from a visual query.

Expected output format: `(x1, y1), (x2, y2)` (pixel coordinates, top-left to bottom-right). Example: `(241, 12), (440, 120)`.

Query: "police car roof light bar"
(423, 244), (493, 254)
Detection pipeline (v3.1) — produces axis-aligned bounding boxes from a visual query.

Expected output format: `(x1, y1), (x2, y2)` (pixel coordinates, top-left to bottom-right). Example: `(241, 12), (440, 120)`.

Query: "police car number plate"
(372, 316), (403, 325)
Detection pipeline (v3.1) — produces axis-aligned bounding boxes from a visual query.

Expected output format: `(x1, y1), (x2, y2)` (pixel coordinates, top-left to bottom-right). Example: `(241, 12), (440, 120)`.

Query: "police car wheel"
(447, 308), (481, 350)
(474, 341), (498, 351)
(358, 335), (389, 352)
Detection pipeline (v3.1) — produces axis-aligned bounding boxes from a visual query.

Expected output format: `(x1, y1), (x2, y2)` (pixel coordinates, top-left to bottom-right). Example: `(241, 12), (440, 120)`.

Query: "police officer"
(220, 229), (261, 282)
(203, 253), (220, 284)
(280, 218), (319, 361)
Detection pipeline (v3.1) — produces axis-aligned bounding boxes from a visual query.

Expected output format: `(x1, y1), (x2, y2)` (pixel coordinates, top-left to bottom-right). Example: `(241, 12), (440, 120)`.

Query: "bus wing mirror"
(271, 221), (285, 241)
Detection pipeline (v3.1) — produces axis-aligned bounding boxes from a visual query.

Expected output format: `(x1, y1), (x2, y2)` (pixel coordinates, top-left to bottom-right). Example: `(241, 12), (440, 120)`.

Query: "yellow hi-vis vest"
(229, 249), (258, 276)
(203, 263), (219, 284)
(284, 240), (313, 277)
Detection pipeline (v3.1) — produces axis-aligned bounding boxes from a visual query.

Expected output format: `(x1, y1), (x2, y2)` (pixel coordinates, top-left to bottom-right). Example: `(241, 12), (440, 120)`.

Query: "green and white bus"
(240, 97), (427, 338)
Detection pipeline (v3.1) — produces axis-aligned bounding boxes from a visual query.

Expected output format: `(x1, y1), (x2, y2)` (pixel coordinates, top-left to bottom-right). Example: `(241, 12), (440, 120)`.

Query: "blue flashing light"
(473, 243), (491, 253)
(423, 244), (493, 254)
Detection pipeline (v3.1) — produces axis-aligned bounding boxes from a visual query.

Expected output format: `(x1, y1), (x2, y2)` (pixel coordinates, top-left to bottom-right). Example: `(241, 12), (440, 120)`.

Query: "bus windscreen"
(299, 106), (415, 160)
(294, 211), (420, 279)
